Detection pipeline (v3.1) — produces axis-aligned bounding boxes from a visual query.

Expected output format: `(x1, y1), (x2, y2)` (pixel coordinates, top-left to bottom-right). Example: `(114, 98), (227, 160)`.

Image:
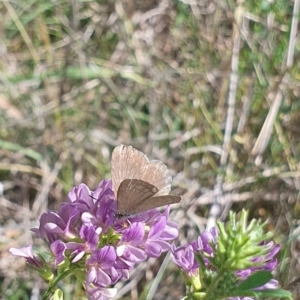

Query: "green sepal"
(74, 269), (86, 283)
(99, 227), (121, 247)
(27, 253), (54, 281)
(191, 292), (205, 299)
(191, 273), (202, 291)
(50, 289), (64, 300)
(57, 256), (71, 271)
(36, 265), (54, 281)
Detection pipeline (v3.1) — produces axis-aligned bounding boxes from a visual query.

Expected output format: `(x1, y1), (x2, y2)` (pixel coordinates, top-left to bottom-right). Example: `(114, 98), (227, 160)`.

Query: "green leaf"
(237, 270), (272, 290)
(0, 139), (43, 161)
(119, 70), (148, 85)
(254, 289), (292, 299)
(232, 289), (292, 299)
(66, 66), (116, 79)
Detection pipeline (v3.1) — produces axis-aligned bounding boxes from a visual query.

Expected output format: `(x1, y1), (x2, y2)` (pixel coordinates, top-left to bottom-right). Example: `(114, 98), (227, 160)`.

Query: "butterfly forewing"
(117, 179), (158, 215)
(111, 145), (148, 198)
(111, 145), (172, 198)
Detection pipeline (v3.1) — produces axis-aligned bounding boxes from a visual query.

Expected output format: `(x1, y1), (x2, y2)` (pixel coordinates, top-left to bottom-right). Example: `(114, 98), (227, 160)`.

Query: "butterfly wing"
(111, 145), (172, 198)
(117, 179), (181, 215)
(139, 160), (172, 196)
(117, 179), (158, 215)
(133, 195), (182, 214)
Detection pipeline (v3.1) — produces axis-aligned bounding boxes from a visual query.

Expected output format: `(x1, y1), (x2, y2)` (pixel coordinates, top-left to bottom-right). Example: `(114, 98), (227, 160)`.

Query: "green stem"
(42, 266), (78, 300)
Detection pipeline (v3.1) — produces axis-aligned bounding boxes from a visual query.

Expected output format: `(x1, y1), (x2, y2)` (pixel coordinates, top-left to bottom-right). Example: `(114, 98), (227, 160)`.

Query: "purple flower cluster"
(10, 180), (178, 300)
(171, 228), (280, 299)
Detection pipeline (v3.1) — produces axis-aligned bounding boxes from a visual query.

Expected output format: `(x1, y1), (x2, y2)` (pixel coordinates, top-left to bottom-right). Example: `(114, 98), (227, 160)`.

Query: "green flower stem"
(42, 266), (78, 300)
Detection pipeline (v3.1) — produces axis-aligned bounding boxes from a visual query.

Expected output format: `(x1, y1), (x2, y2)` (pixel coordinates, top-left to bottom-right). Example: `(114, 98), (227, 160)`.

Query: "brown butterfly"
(111, 145), (181, 217)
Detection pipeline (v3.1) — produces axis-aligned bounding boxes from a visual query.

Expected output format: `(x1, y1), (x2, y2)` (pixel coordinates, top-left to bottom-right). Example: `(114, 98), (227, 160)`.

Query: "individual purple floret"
(85, 285), (117, 300)
(116, 222), (147, 264)
(171, 228), (219, 277)
(9, 245), (53, 280)
(86, 246), (120, 288)
(171, 243), (199, 277)
(50, 240), (66, 265)
(9, 245), (43, 268)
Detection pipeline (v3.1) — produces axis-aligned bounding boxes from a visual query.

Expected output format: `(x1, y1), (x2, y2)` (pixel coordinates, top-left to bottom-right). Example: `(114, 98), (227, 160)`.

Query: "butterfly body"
(111, 145), (181, 217)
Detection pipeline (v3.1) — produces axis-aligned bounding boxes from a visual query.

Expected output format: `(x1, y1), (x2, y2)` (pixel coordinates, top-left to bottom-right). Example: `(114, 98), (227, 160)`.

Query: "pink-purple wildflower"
(171, 226), (280, 300)
(9, 179), (179, 299)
